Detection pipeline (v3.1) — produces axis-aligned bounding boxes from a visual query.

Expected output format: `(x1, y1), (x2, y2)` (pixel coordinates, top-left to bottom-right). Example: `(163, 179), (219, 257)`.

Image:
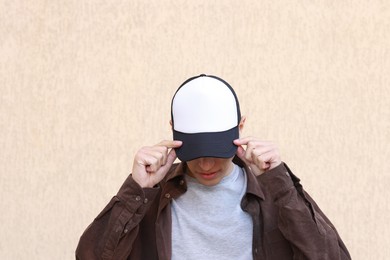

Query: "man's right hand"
(131, 140), (182, 188)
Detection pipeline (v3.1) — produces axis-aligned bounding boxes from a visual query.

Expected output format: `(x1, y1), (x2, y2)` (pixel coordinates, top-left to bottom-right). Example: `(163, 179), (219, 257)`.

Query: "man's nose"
(198, 158), (215, 171)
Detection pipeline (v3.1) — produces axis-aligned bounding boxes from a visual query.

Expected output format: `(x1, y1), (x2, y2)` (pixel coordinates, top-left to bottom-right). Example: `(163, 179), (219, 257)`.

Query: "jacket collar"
(232, 156), (265, 200)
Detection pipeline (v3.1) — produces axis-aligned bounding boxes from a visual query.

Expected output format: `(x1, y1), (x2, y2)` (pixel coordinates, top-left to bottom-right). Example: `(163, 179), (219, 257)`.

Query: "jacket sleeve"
(75, 175), (160, 260)
(258, 163), (351, 260)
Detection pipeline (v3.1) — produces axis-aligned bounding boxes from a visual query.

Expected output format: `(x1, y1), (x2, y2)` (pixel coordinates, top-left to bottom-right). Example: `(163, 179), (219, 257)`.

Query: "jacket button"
(165, 193), (171, 199)
(179, 180), (185, 185)
(144, 198), (148, 204)
(135, 196), (141, 201)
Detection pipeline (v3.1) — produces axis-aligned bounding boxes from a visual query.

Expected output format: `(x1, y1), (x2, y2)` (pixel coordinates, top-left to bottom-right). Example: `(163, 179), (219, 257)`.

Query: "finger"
(143, 143), (178, 171)
(235, 145), (249, 164)
(149, 149), (167, 169)
(234, 137), (273, 147)
(156, 140), (182, 149)
(149, 146), (168, 166)
(157, 141), (181, 166)
(238, 145), (256, 165)
(252, 152), (270, 170)
(250, 144), (276, 157)
(139, 153), (160, 172)
(141, 146), (169, 167)
(155, 149), (178, 175)
(253, 150), (279, 170)
(245, 142), (275, 164)
(233, 136), (257, 146)
(165, 149), (178, 169)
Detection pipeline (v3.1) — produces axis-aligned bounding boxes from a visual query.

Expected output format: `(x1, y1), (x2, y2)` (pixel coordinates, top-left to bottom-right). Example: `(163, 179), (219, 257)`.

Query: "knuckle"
(160, 146), (168, 153)
(153, 156), (160, 164)
(138, 146), (152, 154)
(154, 144), (168, 153)
(134, 151), (146, 160)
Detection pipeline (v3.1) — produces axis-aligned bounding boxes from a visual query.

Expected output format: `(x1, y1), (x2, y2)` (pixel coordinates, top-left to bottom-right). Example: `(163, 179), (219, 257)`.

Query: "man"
(76, 74), (351, 259)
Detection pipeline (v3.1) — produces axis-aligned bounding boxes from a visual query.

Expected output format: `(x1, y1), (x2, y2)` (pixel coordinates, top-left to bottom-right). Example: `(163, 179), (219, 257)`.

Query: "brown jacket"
(76, 158), (351, 259)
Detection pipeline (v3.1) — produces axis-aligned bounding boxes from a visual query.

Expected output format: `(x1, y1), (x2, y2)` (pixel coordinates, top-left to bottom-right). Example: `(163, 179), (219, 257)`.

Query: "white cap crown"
(172, 76), (239, 133)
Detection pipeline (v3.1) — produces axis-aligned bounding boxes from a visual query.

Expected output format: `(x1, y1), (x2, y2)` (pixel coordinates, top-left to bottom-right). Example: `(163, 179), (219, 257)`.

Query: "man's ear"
(239, 116), (246, 134)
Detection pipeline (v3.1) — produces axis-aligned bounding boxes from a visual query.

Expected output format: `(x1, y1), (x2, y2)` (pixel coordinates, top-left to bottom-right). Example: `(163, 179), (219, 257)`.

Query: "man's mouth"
(199, 171), (217, 179)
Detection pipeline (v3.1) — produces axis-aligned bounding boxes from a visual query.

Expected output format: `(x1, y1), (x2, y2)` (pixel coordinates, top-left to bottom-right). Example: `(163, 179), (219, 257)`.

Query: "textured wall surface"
(1, 1), (389, 259)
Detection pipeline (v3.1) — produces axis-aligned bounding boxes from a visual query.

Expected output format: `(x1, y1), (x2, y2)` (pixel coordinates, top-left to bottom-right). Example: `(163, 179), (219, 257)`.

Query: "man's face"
(186, 157), (235, 186)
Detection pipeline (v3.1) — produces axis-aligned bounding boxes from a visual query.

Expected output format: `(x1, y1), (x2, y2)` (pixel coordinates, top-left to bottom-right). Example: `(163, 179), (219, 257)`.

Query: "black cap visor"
(173, 126), (239, 162)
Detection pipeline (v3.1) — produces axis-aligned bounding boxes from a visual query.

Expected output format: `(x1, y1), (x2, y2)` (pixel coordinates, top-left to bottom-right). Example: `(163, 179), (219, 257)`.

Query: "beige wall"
(1, 1), (389, 259)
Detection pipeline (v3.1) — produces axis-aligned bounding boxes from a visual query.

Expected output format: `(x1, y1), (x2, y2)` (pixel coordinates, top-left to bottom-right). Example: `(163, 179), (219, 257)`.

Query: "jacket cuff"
(258, 162), (294, 199)
(116, 175), (160, 213)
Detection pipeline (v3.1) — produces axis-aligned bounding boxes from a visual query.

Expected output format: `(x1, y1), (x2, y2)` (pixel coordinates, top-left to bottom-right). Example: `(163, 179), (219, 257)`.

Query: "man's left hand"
(233, 137), (282, 176)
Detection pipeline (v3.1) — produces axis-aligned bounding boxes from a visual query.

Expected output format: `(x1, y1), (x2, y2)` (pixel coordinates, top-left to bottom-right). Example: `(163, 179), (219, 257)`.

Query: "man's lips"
(199, 171), (218, 179)
(201, 171), (216, 175)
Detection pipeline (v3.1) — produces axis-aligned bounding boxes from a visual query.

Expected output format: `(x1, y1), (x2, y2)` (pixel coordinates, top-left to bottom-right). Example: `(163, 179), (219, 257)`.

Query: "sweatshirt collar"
(166, 156), (265, 200)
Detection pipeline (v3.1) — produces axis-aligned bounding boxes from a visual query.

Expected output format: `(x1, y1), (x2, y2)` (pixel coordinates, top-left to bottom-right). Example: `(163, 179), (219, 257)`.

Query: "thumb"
(162, 148), (177, 170)
(153, 149), (178, 181)
(236, 145), (248, 163)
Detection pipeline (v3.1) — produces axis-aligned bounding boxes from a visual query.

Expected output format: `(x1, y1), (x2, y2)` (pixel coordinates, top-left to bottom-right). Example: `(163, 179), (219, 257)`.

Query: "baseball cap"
(171, 74), (241, 161)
